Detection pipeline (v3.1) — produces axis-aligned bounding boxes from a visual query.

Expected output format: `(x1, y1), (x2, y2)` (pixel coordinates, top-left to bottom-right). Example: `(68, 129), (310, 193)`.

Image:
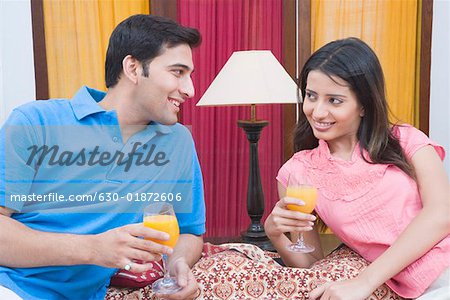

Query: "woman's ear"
(122, 55), (139, 84)
(360, 107), (365, 117)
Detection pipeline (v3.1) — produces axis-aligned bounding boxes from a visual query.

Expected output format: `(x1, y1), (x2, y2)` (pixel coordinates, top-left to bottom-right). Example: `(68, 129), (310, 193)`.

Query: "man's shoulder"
(171, 123), (192, 135)
(12, 99), (73, 125)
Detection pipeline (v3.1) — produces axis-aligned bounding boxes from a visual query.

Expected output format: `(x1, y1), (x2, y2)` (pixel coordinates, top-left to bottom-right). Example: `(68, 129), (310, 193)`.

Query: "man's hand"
(156, 258), (200, 300)
(88, 223), (173, 273)
(309, 277), (374, 300)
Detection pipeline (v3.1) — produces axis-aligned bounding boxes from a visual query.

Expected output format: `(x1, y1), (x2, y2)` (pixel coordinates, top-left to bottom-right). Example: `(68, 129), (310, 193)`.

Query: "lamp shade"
(197, 50), (299, 106)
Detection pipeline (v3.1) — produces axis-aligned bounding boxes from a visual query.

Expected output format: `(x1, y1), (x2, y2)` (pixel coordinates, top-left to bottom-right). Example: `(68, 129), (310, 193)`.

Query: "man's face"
(134, 44), (195, 125)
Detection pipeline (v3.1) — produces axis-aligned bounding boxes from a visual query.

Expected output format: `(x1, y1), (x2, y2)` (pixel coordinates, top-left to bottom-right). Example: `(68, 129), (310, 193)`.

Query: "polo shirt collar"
(70, 86), (106, 120)
(70, 86), (173, 135)
(149, 121), (173, 135)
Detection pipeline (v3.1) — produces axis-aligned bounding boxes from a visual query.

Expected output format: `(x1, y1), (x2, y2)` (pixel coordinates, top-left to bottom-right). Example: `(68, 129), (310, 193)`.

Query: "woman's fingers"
(272, 215), (315, 227)
(278, 197), (305, 208)
(273, 205), (316, 222)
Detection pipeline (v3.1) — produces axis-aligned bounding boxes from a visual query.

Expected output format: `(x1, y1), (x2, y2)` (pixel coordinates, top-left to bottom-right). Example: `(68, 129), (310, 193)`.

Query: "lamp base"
(238, 119), (275, 252)
(241, 226), (275, 252)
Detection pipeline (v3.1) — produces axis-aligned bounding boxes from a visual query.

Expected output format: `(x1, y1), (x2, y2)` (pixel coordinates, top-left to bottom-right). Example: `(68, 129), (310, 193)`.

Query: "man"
(0, 14), (205, 300)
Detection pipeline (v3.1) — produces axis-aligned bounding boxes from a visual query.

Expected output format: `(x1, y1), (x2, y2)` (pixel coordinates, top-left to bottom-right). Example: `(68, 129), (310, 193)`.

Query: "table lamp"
(197, 50), (298, 250)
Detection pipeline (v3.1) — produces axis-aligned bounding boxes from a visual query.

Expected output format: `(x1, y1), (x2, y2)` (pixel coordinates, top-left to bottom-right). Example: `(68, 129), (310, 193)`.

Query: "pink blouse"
(277, 124), (449, 298)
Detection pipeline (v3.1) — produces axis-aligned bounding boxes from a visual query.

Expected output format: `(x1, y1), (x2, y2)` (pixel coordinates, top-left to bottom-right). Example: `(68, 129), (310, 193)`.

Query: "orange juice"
(143, 215), (180, 248)
(286, 185), (318, 214)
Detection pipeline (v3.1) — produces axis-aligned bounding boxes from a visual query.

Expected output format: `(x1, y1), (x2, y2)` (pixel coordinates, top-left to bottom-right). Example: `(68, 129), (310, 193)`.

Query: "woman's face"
(303, 70), (364, 147)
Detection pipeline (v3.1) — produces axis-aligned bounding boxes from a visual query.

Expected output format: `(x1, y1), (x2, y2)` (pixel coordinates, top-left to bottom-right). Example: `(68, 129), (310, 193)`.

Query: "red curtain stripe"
(178, 0), (284, 237)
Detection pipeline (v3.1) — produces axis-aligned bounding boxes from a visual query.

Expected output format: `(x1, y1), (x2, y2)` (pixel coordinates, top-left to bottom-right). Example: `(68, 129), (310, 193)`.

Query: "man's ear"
(122, 55), (139, 84)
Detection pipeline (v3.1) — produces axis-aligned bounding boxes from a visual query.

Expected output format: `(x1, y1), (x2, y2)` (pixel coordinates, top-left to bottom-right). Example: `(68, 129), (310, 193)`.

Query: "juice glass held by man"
(143, 203), (181, 294)
(144, 214), (179, 248)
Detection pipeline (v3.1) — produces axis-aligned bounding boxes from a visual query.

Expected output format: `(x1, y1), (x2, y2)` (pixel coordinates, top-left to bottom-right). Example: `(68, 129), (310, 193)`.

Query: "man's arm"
(0, 206), (172, 272)
(168, 234), (203, 269)
(0, 206), (90, 267)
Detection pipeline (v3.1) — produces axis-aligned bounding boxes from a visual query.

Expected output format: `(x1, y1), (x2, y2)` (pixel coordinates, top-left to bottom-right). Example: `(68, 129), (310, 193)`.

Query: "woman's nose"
(312, 101), (328, 119)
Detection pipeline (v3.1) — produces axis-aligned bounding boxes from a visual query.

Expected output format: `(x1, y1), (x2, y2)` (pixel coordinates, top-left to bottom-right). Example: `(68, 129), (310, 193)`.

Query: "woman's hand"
(88, 223), (173, 273)
(264, 197), (316, 240)
(309, 277), (375, 300)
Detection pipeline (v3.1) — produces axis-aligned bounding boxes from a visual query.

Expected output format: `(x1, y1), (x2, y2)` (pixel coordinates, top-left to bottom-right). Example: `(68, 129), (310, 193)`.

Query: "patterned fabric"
(105, 243), (404, 300)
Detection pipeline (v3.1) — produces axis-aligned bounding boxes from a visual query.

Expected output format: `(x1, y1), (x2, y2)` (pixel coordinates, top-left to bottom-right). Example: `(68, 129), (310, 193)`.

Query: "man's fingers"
(156, 264), (198, 300)
(119, 260), (158, 274)
(124, 223), (170, 241)
(127, 248), (163, 263)
(175, 263), (190, 287)
(130, 236), (172, 255)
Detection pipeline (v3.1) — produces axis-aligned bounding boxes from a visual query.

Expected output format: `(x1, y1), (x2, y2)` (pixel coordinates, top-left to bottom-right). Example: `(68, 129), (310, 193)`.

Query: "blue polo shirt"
(0, 86), (206, 299)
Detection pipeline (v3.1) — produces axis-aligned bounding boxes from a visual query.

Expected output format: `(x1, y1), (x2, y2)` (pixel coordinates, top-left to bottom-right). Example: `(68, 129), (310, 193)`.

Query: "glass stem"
(297, 232), (305, 247)
(162, 254), (171, 282)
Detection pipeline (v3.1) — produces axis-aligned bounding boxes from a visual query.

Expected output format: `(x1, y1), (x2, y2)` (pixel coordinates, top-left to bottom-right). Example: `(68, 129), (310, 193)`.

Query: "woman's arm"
(358, 145), (449, 288)
(264, 182), (324, 268)
(311, 145), (450, 299)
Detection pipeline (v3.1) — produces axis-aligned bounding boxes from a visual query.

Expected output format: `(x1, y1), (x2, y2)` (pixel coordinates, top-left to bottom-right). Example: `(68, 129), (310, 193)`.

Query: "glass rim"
(144, 202), (174, 215)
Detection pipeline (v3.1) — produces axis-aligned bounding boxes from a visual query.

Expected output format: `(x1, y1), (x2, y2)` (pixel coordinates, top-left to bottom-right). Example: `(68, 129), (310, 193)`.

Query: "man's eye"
(172, 70), (183, 76)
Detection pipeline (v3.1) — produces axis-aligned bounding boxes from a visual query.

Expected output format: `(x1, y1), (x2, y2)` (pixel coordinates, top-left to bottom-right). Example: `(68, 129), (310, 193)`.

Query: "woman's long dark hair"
(293, 37), (414, 178)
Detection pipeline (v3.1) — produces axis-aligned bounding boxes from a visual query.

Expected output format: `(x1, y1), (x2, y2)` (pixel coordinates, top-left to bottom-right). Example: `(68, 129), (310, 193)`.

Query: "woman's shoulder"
(392, 123), (445, 160)
(392, 123), (423, 139)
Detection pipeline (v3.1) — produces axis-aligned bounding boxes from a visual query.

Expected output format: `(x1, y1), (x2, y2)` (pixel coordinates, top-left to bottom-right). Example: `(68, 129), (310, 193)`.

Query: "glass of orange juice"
(144, 203), (181, 294)
(286, 174), (318, 253)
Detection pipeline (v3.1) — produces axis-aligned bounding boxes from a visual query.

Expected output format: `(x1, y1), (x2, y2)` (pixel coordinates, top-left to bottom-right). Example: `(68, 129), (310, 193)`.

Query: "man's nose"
(180, 77), (195, 98)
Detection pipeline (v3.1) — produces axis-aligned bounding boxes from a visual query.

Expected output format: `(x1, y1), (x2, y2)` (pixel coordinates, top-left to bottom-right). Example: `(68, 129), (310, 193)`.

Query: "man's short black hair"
(105, 14), (201, 88)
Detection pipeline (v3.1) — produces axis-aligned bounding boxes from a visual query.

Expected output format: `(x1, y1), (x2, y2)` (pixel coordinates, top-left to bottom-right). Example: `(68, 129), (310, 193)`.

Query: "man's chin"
(160, 119), (178, 126)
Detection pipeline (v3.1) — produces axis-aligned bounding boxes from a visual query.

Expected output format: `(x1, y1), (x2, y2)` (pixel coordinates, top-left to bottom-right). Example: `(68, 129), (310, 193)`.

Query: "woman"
(264, 37), (449, 300)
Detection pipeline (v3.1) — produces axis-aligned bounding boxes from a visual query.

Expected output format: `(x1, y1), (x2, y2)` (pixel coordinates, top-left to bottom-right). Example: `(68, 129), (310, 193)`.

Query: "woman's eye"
(173, 70), (183, 76)
(305, 92), (316, 101)
(330, 98), (342, 104)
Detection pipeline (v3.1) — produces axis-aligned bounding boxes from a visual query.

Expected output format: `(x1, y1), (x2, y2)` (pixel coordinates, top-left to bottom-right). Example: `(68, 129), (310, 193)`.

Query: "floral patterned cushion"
(105, 243), (404, 300)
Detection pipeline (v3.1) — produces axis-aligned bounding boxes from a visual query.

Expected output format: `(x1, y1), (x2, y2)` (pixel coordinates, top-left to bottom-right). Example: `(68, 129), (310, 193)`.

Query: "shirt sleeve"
(276, 156), (296, 188)
(394, 124), (445, 161)
(177, 141), (206, 236)
(0, 109), (39, 212)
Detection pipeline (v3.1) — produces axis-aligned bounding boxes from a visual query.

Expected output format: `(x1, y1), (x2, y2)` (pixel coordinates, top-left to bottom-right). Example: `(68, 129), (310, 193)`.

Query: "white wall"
(430, 0), (450, 174)
(0, 0), (36, 126)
